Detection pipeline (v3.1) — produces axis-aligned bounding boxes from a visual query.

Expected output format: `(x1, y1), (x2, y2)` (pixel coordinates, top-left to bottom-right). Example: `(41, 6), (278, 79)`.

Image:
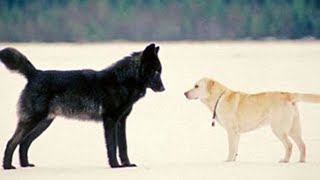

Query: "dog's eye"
(194, 85), (199, 88)
(154, 71), (160, 75)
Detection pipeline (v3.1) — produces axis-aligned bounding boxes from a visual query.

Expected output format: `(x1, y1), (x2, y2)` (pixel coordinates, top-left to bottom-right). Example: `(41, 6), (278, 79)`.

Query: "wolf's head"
(139, 44), (165, 92)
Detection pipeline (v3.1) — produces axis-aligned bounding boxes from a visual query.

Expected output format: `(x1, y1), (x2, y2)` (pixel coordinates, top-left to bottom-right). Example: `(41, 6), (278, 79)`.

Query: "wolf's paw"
(122, 163), (137, 167)
(110, 163), (137, 168)
(3, 165), (16, 170)
(21, 163), (35, 168)
(110, 163), (122, 168)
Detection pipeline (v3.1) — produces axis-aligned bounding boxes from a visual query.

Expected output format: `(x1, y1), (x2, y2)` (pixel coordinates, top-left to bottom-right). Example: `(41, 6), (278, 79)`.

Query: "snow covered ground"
(0, 41), (320, 180)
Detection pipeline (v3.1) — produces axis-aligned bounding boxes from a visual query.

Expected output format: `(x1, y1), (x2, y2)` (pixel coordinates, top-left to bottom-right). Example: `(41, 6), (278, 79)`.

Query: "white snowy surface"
(0, 41), (320, 180)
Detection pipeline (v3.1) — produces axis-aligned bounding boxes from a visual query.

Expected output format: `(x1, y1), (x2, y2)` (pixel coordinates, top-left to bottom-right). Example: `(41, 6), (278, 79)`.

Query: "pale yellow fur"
(185, 78), (320, 163)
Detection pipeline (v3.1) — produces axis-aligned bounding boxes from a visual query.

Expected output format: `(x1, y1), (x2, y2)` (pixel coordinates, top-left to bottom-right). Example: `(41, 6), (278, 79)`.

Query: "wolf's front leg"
(103, 119), (121, 168)
(117, 117), (136, 167)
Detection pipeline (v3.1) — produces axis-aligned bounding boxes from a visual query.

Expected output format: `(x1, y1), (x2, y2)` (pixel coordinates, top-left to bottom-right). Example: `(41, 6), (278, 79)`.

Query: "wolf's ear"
(155, 46), (160, 54)
(142, 43), (156, 59)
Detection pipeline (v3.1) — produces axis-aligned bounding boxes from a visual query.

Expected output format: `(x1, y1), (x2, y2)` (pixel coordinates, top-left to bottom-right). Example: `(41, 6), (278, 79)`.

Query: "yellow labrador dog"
(184, 78), (320, 163)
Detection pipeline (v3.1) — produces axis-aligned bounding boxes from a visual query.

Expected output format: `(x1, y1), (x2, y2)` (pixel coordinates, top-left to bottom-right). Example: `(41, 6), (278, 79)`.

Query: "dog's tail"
(0, 47), (37, 79)
(291, 93), (320, 103)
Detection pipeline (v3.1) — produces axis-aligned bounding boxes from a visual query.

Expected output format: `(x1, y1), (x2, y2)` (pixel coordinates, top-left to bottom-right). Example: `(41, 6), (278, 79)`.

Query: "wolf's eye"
(195, 85), (199, 88)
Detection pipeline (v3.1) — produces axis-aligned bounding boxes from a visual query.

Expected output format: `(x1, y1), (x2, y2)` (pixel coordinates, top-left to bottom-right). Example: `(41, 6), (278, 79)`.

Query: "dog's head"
(184, 78), (227, 101)
(184, 78), (214, 100)
(140, 44), (165, 92)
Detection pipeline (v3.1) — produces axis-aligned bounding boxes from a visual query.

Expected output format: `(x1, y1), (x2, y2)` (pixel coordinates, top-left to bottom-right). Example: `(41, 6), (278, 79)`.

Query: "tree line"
(0, 0), (319, 42)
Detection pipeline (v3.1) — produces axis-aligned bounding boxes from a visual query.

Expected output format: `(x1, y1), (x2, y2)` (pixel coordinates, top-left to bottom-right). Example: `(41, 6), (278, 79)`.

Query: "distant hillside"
(0, 0), (319, 41)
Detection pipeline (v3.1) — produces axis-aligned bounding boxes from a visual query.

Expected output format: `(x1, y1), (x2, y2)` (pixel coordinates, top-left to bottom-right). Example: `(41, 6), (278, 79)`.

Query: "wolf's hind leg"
(19, 119), (54, 167)
(3, 121), (37, 170)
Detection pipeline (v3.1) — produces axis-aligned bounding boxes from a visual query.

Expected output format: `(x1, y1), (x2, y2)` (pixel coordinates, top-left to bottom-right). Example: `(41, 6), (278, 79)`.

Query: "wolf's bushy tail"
(0, 47), (37, 79)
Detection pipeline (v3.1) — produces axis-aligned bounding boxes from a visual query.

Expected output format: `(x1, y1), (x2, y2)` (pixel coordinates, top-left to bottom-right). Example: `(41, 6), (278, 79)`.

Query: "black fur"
(0, 44), (165, 170)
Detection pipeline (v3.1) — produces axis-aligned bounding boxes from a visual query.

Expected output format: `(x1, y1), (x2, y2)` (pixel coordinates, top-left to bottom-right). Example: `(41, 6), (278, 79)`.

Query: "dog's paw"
(3, 165), (16, 170)
(298, 159), (306, 163)
(279, 159), (289, 163)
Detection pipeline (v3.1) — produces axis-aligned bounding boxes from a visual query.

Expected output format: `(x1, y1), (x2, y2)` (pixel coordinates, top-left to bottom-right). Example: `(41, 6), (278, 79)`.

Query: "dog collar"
(212, 91), (226, 126)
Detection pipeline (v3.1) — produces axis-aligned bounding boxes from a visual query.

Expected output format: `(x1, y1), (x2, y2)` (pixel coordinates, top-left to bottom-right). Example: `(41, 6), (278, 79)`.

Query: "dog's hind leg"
(3, 121), (37, 170)
(290, 133), (306, 163)
(19, 119), (54, 167)
(273, 131), (293, 163)
(289, 110), (306, 163)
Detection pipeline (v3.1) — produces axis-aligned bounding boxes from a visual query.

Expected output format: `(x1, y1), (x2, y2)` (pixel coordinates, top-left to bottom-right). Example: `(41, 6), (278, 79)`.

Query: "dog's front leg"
(103, 118), (121, 168)
(226, 131), (240, 162)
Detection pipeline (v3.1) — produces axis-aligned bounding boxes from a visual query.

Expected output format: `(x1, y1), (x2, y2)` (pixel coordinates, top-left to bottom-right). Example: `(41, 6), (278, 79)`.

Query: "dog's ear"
(207, 80), (215, 92)
(155, 46), (160, 54)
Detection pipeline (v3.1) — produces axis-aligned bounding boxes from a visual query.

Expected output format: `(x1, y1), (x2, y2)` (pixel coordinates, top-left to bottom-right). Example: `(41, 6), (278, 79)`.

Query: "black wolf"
(0, 44), (165, 170)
